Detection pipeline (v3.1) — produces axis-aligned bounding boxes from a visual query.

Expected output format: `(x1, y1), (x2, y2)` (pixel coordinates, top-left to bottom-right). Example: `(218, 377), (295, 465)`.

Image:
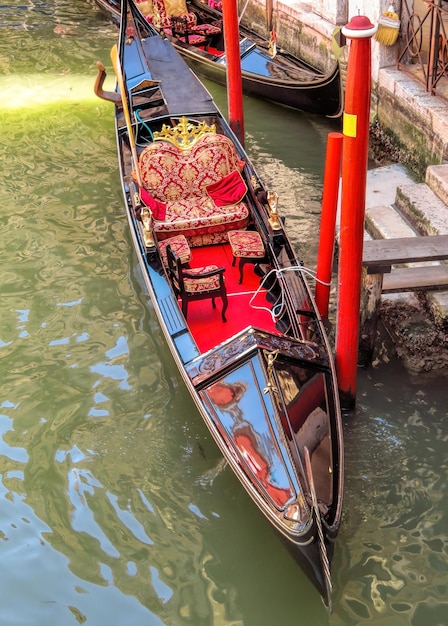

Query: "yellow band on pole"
(343, 113), (357, 138)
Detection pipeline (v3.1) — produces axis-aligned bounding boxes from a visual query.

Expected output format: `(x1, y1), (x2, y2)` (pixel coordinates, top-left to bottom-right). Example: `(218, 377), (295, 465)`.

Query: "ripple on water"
(1, 9), (447, 623)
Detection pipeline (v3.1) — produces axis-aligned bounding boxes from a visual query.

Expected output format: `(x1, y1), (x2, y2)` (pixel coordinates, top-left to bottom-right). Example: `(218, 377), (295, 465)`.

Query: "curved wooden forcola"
(95, 46), (148, 232)
(93, 0), (344, 117)
(93, 61), (121, 104)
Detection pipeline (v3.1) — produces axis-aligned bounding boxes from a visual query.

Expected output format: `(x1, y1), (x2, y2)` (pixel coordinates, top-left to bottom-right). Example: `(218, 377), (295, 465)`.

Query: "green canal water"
(0, 1), (447, 624)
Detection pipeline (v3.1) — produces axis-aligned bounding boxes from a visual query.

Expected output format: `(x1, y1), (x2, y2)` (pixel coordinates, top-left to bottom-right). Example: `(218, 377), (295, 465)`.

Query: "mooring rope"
(249, 265), (330, 323)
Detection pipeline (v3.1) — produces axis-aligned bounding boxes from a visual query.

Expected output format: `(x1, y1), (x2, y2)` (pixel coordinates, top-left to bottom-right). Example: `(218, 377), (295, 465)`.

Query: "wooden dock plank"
(363, 234), (448, 272)
(360, 234), (448, 367)
(382, 264), (448, 293)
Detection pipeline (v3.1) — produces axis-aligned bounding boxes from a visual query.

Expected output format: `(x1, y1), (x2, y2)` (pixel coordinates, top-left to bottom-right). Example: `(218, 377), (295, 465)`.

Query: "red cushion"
(177, 34), (207, 45)
(158, 234), (192, 266)
(183, 265), (221, 293)
(140, 187), (167, 220)
(206, 170), (247, 207)
(228, 230), (265, 258)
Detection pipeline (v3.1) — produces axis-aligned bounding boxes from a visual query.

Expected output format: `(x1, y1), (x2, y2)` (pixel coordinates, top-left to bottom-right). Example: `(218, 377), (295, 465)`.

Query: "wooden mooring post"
(335, 14), (377, 411)
(222, 0), (245, 145)
(359, 234), (448, 366)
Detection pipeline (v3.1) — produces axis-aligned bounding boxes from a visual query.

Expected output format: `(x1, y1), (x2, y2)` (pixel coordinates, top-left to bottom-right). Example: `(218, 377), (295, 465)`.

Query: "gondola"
(94, 0), (344, 117)
(94, 0), (343, 607)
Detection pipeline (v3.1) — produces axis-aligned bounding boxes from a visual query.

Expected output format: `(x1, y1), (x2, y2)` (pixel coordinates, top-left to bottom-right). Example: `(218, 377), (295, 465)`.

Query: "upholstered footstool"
(228, 230), (266, 284)
(158, 234), (192, 267)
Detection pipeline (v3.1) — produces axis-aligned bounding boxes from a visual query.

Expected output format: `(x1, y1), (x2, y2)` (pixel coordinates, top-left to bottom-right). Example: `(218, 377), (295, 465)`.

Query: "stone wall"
(239, 0), (343, 72)
(239, 0), (395, 76)
(314, 0), (347, 24)
(237, 0), (448, 174)
(376, 68), (448, 178)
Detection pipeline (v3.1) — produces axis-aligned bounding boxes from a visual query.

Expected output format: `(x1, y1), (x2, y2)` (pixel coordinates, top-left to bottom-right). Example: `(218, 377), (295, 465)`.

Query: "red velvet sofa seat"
(138, 133), (250, 246)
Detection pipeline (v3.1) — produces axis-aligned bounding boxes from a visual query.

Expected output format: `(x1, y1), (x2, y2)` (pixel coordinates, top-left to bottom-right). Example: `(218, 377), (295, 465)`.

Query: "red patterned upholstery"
(152, 0), (197, 29)
(228, 230), (267, 283)
(170, 15), (220, 46)
(182, 265), (222, 292)
(158, 234), (192, 267)
(140, 134), (245, 199)
(137, 0), (221, 39)
(166, 245), (228, 322)
(194, 23), (221, 35)
(228, 230), (265, 258)
(139, 133), (249, 244)
(174, 32), (208, 46)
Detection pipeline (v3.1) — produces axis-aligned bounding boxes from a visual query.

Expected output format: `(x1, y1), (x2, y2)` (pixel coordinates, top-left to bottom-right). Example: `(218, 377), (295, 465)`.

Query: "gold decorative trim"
(153, 116), (216, 149)
(267, 191), (282, 231)
(141, 206), (155, 248)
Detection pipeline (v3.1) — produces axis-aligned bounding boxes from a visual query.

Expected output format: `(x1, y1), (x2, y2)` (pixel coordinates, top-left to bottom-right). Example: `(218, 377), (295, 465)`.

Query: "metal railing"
(397, 0), (448, 100)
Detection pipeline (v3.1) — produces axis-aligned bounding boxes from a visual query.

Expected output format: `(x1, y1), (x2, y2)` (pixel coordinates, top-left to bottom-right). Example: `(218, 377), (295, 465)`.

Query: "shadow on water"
(0, 1), (447, 625)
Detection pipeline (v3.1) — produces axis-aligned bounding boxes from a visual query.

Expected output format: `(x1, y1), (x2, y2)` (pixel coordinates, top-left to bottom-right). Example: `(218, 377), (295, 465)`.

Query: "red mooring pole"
(315, 132), (343, 320)
(222, 0), (245, 145)
(335, 15), (377, 412)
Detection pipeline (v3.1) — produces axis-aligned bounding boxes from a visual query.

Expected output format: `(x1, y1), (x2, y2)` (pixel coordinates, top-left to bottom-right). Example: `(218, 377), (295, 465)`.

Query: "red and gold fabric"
(141, 0), (220, 35)
(158, 234), (192, 267)
(139, 134), (245, 201)
(175, 33), (207, 45)
(206, 169), (247, 207)
(193, 23), (221, 35)
(135, 0), (153, 16)
(188, 232), (229, 247)
(138, 133), (249, 243)
(228, 230), (265, 259)
(140, 187), (166, 220)
(181, 266), (223, 294)
(154, 197), (249, 241)
(151, 0), (197, 28)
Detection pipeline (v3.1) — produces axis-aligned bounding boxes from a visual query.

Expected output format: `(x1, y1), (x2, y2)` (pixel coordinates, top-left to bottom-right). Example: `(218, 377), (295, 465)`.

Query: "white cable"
(249, 265), (331, 323)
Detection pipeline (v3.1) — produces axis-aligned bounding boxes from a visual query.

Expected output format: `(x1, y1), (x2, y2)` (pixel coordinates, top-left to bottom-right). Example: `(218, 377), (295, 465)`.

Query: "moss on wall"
(238, 0), (334, 72)
(241, 3), (267, 35)
(375, 88), (444, 179)
(275, 17), (332, 71)
(369, 119), (424, 180)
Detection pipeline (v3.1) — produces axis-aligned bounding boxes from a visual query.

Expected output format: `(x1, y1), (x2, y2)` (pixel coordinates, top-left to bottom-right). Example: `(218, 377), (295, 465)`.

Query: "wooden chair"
(170, 15), (207, 46)
(166, 245), (228, 322)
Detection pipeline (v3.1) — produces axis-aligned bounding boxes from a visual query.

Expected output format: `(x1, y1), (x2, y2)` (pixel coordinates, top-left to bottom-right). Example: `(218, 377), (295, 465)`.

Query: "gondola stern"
(184, 327), (341, 604)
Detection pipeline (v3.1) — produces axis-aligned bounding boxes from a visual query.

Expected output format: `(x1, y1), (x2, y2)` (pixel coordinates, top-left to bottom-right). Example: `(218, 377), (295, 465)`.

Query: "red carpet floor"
(181, 243), (278, 353)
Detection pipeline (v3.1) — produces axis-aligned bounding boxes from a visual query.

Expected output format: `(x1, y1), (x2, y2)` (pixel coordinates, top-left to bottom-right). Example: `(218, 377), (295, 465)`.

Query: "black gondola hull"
(95, 0), (344, 607)
(179, 51), (341, 116)
(94, 0), (343, 117)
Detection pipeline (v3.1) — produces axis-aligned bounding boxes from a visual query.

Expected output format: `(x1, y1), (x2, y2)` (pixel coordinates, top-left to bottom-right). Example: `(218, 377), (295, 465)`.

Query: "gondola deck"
(94, 0), (344, 607)
(95, 0), (344, 117)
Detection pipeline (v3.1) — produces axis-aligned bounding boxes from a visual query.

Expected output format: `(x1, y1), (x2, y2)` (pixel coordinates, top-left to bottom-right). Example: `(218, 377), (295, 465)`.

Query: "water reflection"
(206, 376), (294, 507)
(331, 361), (448, 625)
(0, 0), (447, 624)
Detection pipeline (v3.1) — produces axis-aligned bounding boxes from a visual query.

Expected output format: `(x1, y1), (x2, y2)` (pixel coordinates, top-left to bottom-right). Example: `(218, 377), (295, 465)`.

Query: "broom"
(375, 4), (401, 46)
